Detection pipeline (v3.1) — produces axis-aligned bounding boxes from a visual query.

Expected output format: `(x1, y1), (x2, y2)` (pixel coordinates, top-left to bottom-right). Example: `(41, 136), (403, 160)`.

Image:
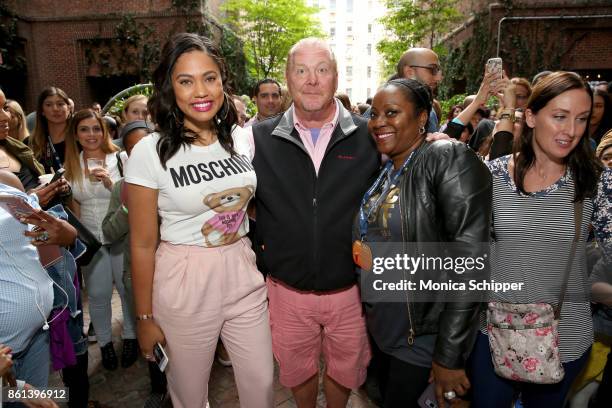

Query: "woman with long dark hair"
(589, 88), (612, 146)
(470, 72), (612, 407)
(1, 87), (66, 205)
(29, 86), (71, 173)
(125, 33), (273, 407)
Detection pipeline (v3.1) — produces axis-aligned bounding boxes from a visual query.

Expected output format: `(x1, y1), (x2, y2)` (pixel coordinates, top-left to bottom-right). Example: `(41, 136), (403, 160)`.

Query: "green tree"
(222, 0), (324, 81)
(377, 0), (462, 76)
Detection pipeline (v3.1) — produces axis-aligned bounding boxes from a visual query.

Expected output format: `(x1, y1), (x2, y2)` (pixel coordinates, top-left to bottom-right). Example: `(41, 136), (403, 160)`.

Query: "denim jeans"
(5, 330), (51, 407)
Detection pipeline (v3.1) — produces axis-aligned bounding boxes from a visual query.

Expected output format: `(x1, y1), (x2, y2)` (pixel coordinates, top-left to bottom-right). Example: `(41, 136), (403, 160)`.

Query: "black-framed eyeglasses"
(410, 65), (441, 76)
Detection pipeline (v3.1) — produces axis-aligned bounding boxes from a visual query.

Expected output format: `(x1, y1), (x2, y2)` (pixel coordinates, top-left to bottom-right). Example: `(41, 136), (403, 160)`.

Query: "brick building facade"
(0, 0), (231, 111)
(439, 0), (612, 94)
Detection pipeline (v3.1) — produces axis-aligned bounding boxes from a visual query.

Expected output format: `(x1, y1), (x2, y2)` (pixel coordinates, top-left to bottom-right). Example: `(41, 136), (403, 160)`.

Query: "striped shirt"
(480, 156), (612, 362)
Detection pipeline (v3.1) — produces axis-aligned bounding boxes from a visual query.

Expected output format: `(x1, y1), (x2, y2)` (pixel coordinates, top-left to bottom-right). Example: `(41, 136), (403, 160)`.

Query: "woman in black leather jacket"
(355, 78), (492, 407)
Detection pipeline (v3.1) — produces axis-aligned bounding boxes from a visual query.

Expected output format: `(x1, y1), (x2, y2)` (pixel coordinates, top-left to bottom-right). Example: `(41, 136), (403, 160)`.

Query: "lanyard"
(357, 151), (415, 240)
(46, 134), (63, 172)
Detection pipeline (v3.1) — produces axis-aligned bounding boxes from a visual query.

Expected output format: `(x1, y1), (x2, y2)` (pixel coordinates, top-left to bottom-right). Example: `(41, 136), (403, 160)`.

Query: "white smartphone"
(153, 342), (169, 372)
(486, 57), (503, 80)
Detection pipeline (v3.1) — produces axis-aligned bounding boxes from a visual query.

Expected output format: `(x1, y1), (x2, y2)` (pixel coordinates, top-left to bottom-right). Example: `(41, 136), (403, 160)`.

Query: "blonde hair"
(597, 129), (612, 158)
(64, 109), (118, 186)
(7, 100), (29, 141)
(121, 94), (148, 123)
(286, 38), (337, 75)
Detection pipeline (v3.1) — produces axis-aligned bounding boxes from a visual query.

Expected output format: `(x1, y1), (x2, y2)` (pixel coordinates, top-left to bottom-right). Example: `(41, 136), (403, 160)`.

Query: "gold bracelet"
(136, 314), (154, 321)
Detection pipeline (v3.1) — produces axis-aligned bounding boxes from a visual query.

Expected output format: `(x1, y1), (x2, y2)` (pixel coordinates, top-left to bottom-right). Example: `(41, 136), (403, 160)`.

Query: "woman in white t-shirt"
(125, 33), (273, 408)
(64, 109), (137, 370)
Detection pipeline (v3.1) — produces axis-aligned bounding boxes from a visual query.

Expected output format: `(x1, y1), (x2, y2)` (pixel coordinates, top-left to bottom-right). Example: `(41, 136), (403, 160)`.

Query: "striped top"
(480, 155), (612, 362)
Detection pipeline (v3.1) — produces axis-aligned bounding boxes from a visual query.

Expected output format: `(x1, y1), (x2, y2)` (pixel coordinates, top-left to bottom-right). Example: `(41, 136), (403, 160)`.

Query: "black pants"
(375, 350), (431, 408)
(62, 352), (89, 408)
(148, 361), (167, 394)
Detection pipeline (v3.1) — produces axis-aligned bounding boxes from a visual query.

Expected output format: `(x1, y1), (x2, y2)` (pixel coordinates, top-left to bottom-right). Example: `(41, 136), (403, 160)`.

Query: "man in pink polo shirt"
(248, 38), (380, 407)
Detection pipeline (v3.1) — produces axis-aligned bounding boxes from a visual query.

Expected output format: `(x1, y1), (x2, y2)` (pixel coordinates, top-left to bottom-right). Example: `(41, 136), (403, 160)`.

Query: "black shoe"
(87, 322), (96, 343)
(121, 338), (139, 368)
(100, 342), (118, 370)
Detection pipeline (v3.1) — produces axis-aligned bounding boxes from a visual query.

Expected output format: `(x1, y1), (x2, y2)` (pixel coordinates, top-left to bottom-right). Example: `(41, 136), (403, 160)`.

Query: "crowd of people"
(1, 31), (611, 408)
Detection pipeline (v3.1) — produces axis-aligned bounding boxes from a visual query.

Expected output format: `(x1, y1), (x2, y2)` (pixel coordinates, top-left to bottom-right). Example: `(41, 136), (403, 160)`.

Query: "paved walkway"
(49, 290), (378, 408)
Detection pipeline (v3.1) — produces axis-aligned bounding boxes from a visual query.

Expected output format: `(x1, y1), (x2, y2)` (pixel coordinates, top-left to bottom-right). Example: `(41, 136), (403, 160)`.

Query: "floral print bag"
(487, 202), (582, 384)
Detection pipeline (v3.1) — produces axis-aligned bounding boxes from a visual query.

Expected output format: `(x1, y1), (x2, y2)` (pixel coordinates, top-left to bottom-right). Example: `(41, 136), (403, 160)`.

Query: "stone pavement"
(49, 290), (378, 408)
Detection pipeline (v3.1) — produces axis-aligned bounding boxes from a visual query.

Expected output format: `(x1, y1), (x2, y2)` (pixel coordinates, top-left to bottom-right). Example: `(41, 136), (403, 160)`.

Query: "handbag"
(65, 207), (102, 266)
(487, 201), (583, 384)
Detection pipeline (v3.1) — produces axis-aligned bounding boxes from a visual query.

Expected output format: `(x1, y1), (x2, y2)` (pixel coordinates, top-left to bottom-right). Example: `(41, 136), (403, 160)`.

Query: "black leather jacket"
(365, 139), (492, 369)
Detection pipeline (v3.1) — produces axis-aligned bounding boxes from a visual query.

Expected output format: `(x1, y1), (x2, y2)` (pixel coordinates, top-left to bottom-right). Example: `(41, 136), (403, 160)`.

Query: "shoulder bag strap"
(555, 200), (583, 320)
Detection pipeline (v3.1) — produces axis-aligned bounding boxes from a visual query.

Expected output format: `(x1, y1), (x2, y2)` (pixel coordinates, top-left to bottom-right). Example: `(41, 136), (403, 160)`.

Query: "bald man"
(396, 48), (443, 132)
(396, 48), (443, 93)
(247, 38), (379, 407)
(363, 48), (443, 131)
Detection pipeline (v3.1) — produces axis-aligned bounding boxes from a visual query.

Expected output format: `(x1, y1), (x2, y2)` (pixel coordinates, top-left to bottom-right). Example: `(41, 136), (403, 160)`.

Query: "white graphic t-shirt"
(125, 127), (256, 247)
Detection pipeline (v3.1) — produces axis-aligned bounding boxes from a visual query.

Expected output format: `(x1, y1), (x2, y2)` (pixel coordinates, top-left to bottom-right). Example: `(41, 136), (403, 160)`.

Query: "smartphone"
(153, 342), (169, 372)
(0, 193), (41, 219)
(418, 383), (450, 408)
(486, 57), (503, 80)
(49, 168), (66, 184)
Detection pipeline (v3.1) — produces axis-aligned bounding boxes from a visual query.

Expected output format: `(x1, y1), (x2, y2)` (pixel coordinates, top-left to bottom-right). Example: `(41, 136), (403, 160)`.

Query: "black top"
(252, 107), (380, 291)
(23, 136), (65, 173)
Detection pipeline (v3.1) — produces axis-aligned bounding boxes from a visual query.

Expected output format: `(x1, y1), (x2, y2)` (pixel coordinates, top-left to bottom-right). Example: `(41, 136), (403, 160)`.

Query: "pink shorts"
(267, 279), (371, 389)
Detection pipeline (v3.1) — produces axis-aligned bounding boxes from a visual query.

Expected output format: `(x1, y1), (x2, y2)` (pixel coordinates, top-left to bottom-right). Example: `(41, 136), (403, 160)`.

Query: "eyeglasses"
(410, 65), (441, 76)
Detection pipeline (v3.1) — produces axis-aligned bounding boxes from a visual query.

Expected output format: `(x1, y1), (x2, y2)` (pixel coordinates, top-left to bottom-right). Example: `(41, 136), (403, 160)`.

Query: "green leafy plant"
(222, 0), (324, 81)
(83, 14), (160, 81)
(377, 0), (462, 77)
(0, 4), (27, 79)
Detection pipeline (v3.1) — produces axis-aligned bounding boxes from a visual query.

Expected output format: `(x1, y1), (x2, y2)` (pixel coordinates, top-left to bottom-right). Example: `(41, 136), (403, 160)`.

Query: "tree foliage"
(377, 0), (462, 77)
(222, 0), (324, 81)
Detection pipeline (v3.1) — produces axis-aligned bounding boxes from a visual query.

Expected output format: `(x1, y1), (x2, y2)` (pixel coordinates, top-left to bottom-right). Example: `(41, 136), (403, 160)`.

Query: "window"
(346, 88), (352, 98)
(330, 27), (335, 37)
(367, 88), (371, 98)
(347, 25), (352, 33)
(367, 44), (372, 55)
(367, 66), (371, 78)
(346, 66), (353, 76)
(368, 24), (372, 33)
(347, 0), (353, 12)
(330, 0), (336, 9)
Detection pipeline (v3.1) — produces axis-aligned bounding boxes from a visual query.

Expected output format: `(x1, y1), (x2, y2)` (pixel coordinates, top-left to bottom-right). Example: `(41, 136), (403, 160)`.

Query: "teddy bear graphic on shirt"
(201, 185), (254, 246)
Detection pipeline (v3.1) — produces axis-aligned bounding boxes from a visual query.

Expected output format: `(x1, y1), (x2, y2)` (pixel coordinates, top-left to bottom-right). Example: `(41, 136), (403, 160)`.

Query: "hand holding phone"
(49, 168), (66, 185)
(153, 342), (169, 372)
(418, 383), (450, 408)
(486, 57), (503, 81)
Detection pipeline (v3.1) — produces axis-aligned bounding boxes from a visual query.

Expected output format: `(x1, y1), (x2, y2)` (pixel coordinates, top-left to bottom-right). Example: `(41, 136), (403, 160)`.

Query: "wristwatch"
(499, 109), (516, 122)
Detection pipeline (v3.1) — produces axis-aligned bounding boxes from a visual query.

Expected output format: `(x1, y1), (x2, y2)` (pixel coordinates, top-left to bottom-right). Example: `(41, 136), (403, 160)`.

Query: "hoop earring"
(214, 92), (231, 124)
(419, 126), (426, 135)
